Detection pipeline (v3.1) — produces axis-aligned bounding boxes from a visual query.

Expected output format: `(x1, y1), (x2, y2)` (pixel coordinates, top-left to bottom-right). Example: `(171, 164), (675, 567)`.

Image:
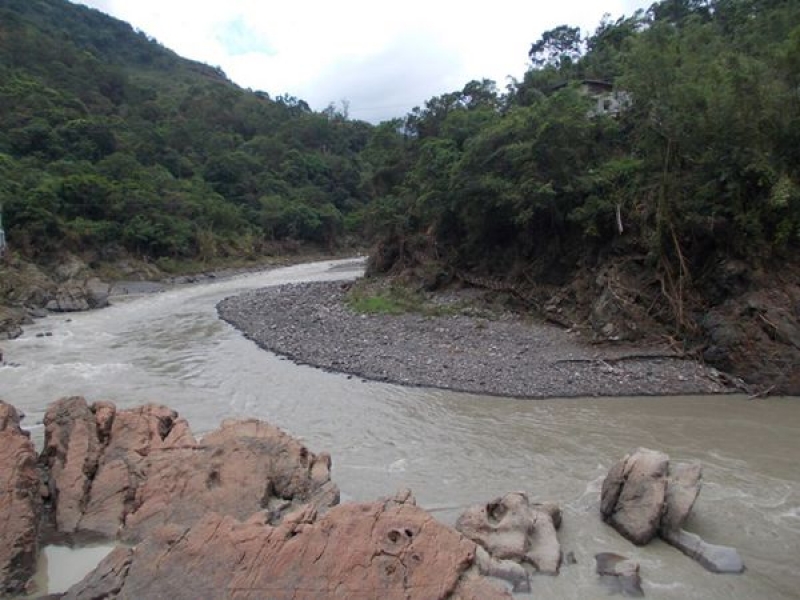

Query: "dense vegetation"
(365, 0), (800, 332)
(2, 0), (798, 340)
(0, 0), (373, 266)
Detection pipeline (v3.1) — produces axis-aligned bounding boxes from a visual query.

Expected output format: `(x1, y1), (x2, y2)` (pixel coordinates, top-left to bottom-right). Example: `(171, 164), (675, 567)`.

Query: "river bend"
(0, 259), (798, 599)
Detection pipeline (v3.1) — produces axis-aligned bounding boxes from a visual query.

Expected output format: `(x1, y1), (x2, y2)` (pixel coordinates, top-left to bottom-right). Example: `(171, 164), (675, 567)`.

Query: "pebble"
(217, 282), (737, 399)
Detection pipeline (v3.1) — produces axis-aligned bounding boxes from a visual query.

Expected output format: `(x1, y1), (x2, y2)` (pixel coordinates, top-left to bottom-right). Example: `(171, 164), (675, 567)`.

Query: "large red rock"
(41, 396), (105, 534)
(0, 401), (42, 595)
(64, 491), (511, 600)
(40, 397), (340, 543)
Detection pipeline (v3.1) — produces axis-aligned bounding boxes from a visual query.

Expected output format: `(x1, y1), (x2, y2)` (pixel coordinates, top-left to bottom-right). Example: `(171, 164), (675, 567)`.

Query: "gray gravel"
(217, 282), (738, 398)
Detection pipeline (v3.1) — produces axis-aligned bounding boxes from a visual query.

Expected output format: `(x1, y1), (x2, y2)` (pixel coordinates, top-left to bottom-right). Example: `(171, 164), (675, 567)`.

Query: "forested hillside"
(0, 0), (372, 263)
(370, 0), (799, 284)
(1, 0), (798, 390)
(363, 0), (800, 391)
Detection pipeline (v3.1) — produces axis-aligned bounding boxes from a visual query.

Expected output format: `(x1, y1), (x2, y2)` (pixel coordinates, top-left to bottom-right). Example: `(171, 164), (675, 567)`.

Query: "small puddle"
(28, 544), (117, 596)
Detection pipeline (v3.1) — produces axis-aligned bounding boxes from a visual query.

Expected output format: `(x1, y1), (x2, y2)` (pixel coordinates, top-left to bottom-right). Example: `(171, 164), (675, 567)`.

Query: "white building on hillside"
(551, 79), (632, 117)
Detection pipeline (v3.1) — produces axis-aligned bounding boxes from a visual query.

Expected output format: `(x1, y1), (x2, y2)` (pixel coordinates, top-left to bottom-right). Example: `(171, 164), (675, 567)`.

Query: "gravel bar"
(217, 281), (737, 399)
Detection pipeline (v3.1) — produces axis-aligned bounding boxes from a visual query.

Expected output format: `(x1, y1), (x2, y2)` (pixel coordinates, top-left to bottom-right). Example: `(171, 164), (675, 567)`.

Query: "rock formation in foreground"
(0, 401), (42, 596)
(63, 490), (511, 600)
(455, 492), (562, 592)
(0, 399), (752, 597)
(600, 447), (744, 573)
(0, 398), (510, 598)
(40, 396), (340, 543)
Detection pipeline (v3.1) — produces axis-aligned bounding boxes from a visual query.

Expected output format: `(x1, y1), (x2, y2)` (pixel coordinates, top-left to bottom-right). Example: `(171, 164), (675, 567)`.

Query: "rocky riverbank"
(0, 398), (745, 598)
(217, 281), (739, 399)
(0, 397), (510, 598)
(0, 249), (359, 346)
(0, 255), (112, 342)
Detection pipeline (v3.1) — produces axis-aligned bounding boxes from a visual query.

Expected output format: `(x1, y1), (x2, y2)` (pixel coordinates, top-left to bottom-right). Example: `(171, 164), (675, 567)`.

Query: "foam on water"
(388, 458), (408, 472)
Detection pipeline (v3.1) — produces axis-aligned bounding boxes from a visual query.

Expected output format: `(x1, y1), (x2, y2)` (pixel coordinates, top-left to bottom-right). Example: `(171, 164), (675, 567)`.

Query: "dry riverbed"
(217, 281), (739, 398)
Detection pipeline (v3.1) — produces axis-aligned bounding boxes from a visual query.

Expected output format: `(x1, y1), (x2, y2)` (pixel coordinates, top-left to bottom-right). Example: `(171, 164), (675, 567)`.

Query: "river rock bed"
(217, 282), (737, 398)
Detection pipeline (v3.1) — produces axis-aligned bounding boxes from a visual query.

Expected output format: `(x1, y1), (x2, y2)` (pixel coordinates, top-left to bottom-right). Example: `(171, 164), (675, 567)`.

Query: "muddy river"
(1, 259), (797, 599)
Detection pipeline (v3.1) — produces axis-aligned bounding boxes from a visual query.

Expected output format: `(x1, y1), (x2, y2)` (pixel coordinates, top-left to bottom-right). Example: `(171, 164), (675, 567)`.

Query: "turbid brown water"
(1, 259), (798, 599)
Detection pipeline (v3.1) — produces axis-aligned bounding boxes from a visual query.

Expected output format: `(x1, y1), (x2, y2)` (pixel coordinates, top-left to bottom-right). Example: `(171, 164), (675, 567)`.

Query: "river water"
(1, 259), (798, 599)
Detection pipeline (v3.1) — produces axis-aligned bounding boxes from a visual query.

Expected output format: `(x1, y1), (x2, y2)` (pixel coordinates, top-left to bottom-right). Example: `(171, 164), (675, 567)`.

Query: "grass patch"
(346, 281), (425, 315)
(345, 279), (464, 317)
(348, 293), (409, 315)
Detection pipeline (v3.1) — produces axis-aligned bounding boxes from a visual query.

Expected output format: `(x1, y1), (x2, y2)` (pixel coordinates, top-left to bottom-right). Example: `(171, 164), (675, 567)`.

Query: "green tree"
(529, 25), (584, 70)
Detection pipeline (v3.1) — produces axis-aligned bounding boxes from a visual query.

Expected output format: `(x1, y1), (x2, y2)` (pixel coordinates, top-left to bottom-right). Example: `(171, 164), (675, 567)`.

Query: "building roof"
(548, 79), (614, 93)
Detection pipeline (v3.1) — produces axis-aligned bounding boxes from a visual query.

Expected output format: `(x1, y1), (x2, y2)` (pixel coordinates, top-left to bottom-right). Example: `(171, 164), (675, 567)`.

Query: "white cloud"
(216, 18), (276, 57)
(305, 31), (464, 121)
(75, 0), (652, 122)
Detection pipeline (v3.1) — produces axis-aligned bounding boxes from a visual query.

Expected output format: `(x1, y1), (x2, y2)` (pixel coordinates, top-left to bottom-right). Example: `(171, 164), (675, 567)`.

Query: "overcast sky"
(74, 0), (652, 122)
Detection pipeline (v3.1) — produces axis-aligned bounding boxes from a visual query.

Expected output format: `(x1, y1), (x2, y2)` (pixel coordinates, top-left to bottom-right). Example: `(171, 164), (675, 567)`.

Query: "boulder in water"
(0, 306), (25, 340)
(601, 448), (744, 574)
(455, 491), (562, 591)
(84, 277), (110, 309)
(45, 278), (110, 312)
(600, 448), (669, 545)
(660, 529), (745, 574)
(595, 552), (644, 597)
